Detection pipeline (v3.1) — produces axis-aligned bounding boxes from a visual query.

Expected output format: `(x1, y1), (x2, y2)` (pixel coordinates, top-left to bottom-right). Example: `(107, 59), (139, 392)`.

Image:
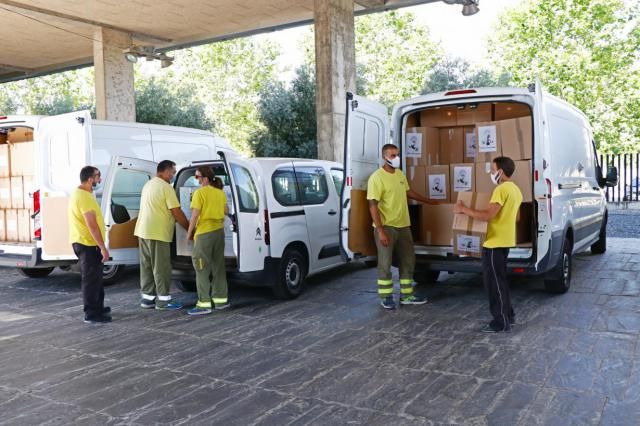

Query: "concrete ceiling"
(0, 0), (439, 83)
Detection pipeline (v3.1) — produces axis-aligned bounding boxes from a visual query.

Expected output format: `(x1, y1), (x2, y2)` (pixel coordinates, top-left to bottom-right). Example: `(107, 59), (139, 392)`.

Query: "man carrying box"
(367, 144), (438, 310)
(453, 156), (522, 333)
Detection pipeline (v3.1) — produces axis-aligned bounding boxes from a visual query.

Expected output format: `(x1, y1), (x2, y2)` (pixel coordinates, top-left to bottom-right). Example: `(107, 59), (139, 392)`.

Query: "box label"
(477, 125), (497, 153)
(465, 132), (477, 158)
(405, 132), (422, 158)
(453, 166), (473, 192)
(428, 174), (447, 200)
(456, 234), (481, 253)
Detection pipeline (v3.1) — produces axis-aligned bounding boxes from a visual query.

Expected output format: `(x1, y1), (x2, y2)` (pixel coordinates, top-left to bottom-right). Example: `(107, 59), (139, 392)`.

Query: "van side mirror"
(605, 165), (618, 187)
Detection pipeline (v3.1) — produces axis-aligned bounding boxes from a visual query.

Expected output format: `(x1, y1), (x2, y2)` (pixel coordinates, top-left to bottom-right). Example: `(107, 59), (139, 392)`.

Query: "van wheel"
(544, 237), (572, 294)
(415, 270), (441, 285)
(175, 280), (196, 292)
(103, 265), (125, 286)
(18, 267), (55, 278)
(273, 249), (307, 299)
(591, 216), (607, 254)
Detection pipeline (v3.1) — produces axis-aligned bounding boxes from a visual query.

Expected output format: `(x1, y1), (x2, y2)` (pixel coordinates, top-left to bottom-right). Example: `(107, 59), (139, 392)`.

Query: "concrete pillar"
(314, 0), (356, 163)
(93, 28), (135, 122)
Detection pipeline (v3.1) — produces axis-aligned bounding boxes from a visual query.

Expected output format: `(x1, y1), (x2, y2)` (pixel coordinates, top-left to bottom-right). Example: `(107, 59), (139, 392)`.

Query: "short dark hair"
(196, 166), (215, 183)
(212, 177), (224, 189)
(493, 156), (516, 177)
(381, 144), (398, 156)
(80, 166), (99, 183)
(157, 160), (176, 173)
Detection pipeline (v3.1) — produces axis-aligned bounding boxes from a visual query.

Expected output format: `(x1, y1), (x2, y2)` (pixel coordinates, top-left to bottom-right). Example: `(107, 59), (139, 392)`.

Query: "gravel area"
(607, 203), (640, 238)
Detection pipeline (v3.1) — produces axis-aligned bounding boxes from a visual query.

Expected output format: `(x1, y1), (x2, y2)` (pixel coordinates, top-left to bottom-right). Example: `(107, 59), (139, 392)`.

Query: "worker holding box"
(367, 144), (438, 310)
(454, 156), (522, 333)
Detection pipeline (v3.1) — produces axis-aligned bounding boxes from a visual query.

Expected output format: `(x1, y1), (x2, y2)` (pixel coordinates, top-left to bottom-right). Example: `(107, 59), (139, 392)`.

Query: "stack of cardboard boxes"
(405, 104), (533, 256)
(0, 128), (35, 242)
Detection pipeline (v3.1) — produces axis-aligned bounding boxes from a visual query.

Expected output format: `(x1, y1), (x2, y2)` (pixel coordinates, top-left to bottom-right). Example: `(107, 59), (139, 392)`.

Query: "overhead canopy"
(0, 0), (438, 83)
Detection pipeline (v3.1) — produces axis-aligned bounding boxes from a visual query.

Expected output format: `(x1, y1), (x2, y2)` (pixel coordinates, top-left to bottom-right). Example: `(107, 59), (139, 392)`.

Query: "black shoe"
(481, 323), (511, 333)
(102, 306), (111, 314)
(84, 314), (112, 324)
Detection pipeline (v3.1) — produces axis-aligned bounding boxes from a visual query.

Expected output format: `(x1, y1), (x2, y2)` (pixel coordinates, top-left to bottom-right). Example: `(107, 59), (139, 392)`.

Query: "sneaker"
(187, 307), (212, 316)
(214, 302), (231, 311)
(140, 299), (156, 309)
(380, 297), (396, 310)
(481, 323), (511, 333)
(155, 301), (183, 311)
(400, 295), (428, 305)
(84, 314), (112, 324)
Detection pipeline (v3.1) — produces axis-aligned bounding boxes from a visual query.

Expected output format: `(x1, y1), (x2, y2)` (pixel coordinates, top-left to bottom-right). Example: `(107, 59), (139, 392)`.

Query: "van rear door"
(340, 93), (389, 260)
(533, 80), (552, 269)
(39, 111), (91, 260)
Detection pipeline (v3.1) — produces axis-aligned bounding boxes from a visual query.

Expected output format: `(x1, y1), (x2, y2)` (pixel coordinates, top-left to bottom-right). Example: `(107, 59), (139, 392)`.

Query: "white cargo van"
(170, 157), (345, 299)
(0, 111), (235, 282)
(341, 81), (617, 294)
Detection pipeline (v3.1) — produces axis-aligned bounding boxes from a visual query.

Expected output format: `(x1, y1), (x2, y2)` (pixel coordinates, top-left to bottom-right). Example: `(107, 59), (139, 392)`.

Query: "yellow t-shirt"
(366, 168), (411, 228)
(484, 181), (523, 248)
(190, 186), (226, 237)
(134, 177), (180, 243)
(68, 188), (105, 246)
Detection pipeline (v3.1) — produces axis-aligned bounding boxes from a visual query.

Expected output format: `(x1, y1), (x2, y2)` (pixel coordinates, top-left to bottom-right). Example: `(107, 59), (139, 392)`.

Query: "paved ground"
(608, 203), (640, 238)
(1, 238), (640, 425)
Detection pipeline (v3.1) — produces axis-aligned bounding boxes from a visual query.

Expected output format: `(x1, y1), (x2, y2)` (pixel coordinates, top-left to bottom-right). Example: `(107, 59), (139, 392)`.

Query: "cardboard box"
(0, 144), (10, 178)
(0, 178), (10, 209)
(10, 141), (35, 177)
(18, 209), (31, 242)
(439, 127), (464, 165)
(426, 165), (450, 202)
(10, 177), (23, 209)
(450, 163), (475, 195)
(475, 162), (494, 194)
(7, 128), (33, 143)
(512, 160), (533, 202)
(475, 122), (503, 163)
(405, 127), (440, 167)
(452, 192), (491, 257)
(500, 117), (532, 161)
(517, 202), (533, 244)
(457, 103), (492, 126)
(405, 112), (419, 128)
(5, 209), (18, 241)
(495, 102), (530, 120)
(347, 189), (377, 257)
(0, 210), (5, 241)
(420, 107), (457, 127)
(22, 176), (34, 211)
(407, 165), (426, 205)
(418, 203), (454, 246)
(463, 126), (476, 162)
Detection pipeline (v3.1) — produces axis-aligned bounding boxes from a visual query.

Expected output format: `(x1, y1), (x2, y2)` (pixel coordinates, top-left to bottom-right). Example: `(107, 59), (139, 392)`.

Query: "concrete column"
(314, 0), (356, 163)
(93, 28), (135, 122)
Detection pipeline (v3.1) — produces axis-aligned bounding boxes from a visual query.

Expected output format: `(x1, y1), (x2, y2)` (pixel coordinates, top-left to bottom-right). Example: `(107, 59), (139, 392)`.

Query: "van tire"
(273, 249), (307, 299)
(103, 264), (125, 286)
(175, 280), (197, 292)
(544, 237), (572, 294)
(18, 267), (55, 278)
(590, 216), (607, 254)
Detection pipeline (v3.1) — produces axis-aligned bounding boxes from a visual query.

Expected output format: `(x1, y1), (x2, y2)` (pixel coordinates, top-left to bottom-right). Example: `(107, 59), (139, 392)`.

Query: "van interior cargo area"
(347, 101), (535, 261)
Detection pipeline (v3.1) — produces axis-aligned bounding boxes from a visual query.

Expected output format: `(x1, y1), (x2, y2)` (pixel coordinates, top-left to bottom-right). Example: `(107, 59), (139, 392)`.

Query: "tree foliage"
(422, 57), (511, 94)
(488, 0), (640, 153)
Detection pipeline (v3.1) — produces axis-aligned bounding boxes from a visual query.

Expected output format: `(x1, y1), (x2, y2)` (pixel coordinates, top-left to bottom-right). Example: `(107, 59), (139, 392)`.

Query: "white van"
(170, 157), (345, 298)
(341, 81), (617, 294)
(0, 111), (235, 282)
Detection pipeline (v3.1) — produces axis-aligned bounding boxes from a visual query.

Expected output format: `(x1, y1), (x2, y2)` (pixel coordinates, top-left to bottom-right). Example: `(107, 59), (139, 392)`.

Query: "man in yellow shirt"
(454, 156), (523, 333)
(68, 166), (111, 324)
(134, 160), (189, 310)
(186, 166), (230, 315)
(367, 144), (438, 310)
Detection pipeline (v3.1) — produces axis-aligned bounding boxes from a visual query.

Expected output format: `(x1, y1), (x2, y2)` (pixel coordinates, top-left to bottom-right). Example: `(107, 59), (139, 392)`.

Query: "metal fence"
(600, 153), (640, 203)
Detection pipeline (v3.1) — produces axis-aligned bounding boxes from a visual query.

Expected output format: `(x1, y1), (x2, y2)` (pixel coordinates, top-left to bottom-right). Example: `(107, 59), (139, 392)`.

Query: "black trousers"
(482, 247), (514, 330)
(72, 243), (105, 318)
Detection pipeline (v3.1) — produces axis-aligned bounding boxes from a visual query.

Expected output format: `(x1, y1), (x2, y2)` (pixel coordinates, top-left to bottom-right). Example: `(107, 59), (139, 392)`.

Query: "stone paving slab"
(0, 237), (639, 425)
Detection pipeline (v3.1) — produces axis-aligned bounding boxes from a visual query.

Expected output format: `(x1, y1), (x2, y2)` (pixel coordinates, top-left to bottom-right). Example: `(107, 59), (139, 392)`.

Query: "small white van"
(341, 81), (617, 294)
(170, 157), (345, 299)
(0, 111), (235, 282)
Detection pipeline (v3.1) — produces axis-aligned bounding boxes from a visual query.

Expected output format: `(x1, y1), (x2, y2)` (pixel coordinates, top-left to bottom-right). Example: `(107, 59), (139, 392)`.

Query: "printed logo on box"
(428, 174), (447, 199)
(478, 125), (497, 153)
(457, 234), (481, 253)
(465, 132), (477, 158)
(453, 166), (473, 192)
(405, 132), (422, 158)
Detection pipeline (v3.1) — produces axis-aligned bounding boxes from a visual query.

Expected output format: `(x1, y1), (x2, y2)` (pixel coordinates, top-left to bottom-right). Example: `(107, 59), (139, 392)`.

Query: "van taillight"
(264, 209), (270, 245)
(445, 89), (477, 96)
(545, 178), (553, 221)
(0, 116), (7, 120)
(33, 190), (41, 240)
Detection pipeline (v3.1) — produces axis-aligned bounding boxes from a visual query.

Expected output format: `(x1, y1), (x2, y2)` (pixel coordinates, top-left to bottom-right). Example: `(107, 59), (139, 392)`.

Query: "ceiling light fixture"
(122, 45), (174, 67)
(441, 0), (480, 16)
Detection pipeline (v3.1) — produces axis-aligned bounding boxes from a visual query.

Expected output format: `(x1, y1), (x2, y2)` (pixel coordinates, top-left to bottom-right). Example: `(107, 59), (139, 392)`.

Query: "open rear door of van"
(533, 79), (552, 270)
(101, 156), (157, 265)
(39, 111), (92, 261)
(340, 93), (389, 260)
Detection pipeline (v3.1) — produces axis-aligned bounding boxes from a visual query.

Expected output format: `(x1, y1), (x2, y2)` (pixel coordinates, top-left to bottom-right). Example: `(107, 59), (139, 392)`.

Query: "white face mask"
(385, 156), (401, 169)
(490, 170), (502, 186)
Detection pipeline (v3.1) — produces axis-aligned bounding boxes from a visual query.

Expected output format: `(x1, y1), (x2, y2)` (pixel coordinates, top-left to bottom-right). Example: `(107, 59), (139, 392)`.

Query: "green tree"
(422, 57), (511, 94)
(488, 0), (640, 153)
(251, 65), (317, 158)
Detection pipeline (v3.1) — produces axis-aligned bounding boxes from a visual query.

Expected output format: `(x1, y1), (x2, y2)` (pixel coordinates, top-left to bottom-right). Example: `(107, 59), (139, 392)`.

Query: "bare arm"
(453, 201), (502, 222)
(407, 188), (439, 205)
(83, 211), (109, 262)
(171, 207), (189, 230)
(368, 199), (390, 247)
(187, 208), (200, 241)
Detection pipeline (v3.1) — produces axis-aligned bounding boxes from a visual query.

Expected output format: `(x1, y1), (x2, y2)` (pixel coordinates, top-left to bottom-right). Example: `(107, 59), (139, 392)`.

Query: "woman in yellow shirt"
(187, 166), (230, 315)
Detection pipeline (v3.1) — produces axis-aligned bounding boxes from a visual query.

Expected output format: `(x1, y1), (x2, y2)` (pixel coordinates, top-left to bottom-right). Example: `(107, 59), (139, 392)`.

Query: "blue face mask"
(170, 175), (176, 185)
